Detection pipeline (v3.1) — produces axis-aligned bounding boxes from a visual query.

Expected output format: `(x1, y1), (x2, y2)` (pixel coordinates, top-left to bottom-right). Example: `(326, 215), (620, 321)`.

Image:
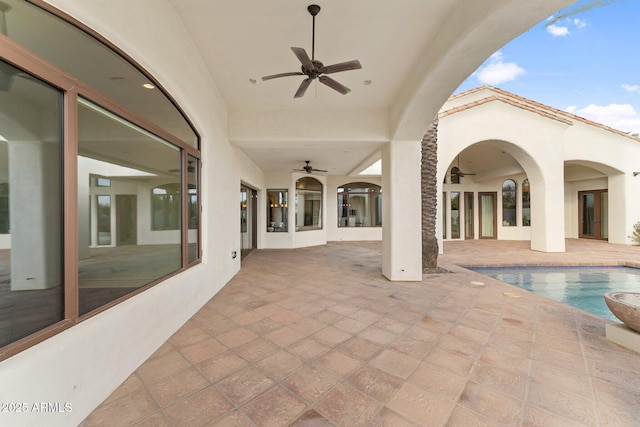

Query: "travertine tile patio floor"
(82, 239), (640, 426)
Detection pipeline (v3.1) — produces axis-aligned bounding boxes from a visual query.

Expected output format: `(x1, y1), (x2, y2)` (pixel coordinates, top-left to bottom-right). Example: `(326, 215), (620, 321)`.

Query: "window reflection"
(267, 190), (288, 232)
(502, 179), (517, 227)
(451, 192), (460, 239)
(0, 0), (198, 147)
(96, 195), (112, 245)
(296, 177), (322, 231)
(337, 182), (382, 227)
(152, 183), (181, 231)
(0, 0), (201, 355)
(522, 179), (530, 226)
(187, 155), (199, 263)
(78, 99), (181, 315)
(0, 59), (63, 347)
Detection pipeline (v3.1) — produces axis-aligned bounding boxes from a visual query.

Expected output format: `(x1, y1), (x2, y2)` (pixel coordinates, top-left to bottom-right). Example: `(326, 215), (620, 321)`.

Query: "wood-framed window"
(0, 0), (201, 360)
(337, 182), (382, 228)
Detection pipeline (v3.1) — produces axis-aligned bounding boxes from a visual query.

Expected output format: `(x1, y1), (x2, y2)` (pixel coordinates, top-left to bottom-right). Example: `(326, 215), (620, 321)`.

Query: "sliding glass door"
(478, 192), (497, 239)
(240, 185), (257, 259)
(465, 192), (474, 239)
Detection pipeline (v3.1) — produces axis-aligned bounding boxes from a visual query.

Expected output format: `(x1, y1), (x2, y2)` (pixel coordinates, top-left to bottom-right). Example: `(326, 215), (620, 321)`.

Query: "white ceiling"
(43, 0), (577, 176)
(171, 0), (453, 111)
(170, 0), (574, 176)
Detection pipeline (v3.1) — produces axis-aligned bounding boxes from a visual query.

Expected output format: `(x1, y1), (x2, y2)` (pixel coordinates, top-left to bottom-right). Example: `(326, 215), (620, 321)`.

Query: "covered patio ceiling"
(168, 0), (575, 175)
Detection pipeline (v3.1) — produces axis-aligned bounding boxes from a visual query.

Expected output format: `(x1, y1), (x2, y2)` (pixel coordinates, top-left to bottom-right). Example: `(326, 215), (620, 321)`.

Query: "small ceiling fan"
(293, 161), (327, 174)
(450, 155), (476, 182)
(261, 4), (362, 98)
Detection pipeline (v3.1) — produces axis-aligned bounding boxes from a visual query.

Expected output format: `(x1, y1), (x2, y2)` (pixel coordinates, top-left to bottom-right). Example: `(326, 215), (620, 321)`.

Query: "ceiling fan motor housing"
(308, 4), (321, 16)
(302, 60), (324, 79)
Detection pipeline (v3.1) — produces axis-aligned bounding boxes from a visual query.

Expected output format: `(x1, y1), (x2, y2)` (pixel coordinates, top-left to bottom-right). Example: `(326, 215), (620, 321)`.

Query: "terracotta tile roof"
(440, 85), (640, 143)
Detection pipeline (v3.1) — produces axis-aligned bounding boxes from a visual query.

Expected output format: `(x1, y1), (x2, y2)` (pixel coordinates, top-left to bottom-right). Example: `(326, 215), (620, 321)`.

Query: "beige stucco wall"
(439, 88), (640, 247)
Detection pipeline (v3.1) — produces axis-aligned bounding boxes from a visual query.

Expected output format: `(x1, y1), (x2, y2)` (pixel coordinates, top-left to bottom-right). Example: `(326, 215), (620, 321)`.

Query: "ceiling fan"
(261, 4), (362, 98)
(293, 161), (327, 174)
(450, 155), (476, 182)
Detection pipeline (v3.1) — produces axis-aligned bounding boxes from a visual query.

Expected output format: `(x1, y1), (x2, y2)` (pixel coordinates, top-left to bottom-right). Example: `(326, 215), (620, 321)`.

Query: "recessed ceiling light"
(142, 83), (155, 89)
(364, 80), (372, 85)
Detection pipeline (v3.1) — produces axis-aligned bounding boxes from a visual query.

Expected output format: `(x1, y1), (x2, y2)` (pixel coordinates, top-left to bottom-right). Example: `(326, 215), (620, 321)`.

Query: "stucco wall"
(0, 1), (245, 425)
(439, 89), (640, 247)
(439, 100), (567, 252)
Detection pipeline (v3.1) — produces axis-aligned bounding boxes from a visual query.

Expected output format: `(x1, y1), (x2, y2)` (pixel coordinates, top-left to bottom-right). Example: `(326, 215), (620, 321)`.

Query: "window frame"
(0, 2), (201, 360)
(522, 179), (531, 227)
(450, 191), (460, 239)
(501, 179), (517, 227)
(337, 182), (382, 228)
(295, 177), (323, 231)
(267, 189), (289, 232)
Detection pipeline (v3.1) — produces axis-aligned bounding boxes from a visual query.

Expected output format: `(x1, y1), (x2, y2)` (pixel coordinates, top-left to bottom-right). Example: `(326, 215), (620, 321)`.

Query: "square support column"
(382, 140), (422, 281)
(530, 168), (565, 253)
(9, 140), (62, 290)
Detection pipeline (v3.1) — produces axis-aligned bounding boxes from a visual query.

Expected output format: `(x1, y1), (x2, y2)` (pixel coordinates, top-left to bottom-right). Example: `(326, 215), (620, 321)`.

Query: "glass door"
(450, 192), (460, 239)
(116, 195), (137, 245)
(579, 190), (608, 240)
(478, 192), (496, 239)
(240, 185), (257, 259)
(465, 192), (474, 239)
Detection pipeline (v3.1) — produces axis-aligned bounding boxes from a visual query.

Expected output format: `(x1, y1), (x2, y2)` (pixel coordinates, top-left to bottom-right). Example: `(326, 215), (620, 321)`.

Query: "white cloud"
(622, 84), (640, 94)
(545, 16), (587, 36)
(565, 106), (577, 114)
(476, 51), (525, 85)
(569, 103), (640, 134)
(547, 24), (570, 36)
(573, 18), (587, 29)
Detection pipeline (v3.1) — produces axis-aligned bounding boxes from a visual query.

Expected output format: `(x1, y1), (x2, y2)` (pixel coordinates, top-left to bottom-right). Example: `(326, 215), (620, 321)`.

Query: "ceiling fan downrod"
(308, 4), (320, 60)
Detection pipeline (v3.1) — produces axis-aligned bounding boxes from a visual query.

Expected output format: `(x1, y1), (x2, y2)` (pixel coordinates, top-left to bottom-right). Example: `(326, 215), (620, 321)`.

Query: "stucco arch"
(438, 128), (566, 253)
(437, 94), (573, 254)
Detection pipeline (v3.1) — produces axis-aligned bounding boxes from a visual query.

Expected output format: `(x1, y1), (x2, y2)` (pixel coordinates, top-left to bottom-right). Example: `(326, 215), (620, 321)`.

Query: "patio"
(81, 239), (640, 426)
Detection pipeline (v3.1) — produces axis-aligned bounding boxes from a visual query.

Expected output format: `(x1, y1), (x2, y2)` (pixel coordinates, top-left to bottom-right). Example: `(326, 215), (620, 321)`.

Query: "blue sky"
(454, 0), (640, 134)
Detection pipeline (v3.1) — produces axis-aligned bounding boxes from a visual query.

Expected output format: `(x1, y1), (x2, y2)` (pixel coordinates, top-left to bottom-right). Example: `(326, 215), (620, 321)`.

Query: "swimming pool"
(470, 266), (640, 321)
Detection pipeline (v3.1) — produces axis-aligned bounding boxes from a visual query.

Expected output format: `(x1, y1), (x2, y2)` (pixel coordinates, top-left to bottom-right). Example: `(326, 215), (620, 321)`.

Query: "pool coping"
(457, 260), (640, 269)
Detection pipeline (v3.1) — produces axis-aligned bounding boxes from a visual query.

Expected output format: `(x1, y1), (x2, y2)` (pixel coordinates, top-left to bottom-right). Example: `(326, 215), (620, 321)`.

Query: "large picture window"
(0, 0), (200, 358)
(0, 59), (64, 349)
(337, 182), (381, 227)
(502, 179), (517, 227)
(296, 177), (322, 231)
(78, 99), (182, 314)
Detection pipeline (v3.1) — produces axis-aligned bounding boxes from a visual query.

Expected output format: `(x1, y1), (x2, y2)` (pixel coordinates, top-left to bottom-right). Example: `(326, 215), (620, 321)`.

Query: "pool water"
(470, 266), (640, 321)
